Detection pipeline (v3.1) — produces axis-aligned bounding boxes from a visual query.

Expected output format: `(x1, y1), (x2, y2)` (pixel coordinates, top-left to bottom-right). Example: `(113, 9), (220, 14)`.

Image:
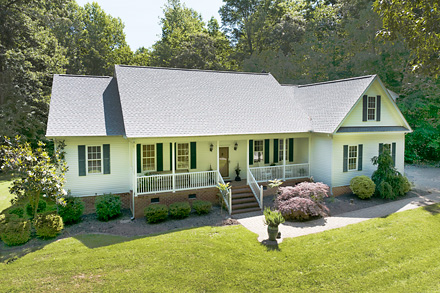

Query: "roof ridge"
(57, 74), (111, 79)
(115, 64), (270, 76)
(284, 75), (375, 88)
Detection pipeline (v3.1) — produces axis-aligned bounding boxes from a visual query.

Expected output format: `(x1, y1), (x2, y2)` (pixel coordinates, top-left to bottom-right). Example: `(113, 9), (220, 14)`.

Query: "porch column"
(172, 142), (175, 193)
(283, 138), (286, 180)
(132, 140), (137, 196)
(246, 139), (249, 185)
(308, 134), (312, 177)
(216, 140), (220, 175)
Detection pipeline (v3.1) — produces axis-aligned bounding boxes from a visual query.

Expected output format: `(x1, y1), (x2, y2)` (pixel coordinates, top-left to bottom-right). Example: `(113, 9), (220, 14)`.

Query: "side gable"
(337, 77), (411, 132)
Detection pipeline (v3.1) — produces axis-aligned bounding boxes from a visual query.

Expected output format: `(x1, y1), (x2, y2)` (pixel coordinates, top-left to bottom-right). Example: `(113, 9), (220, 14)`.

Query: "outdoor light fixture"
(234, 142), (238, 151)
(210, 143), (213, 152)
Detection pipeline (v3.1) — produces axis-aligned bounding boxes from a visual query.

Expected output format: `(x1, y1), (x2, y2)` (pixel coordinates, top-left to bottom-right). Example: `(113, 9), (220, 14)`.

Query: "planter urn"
(267, 225), (278, 241)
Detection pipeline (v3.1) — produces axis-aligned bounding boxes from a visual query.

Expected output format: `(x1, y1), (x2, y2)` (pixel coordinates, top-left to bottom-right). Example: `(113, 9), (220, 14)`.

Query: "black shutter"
(273, 139), (279, 163)
(376, 95), (381, 121)
(103, 144), (110, 174)
(156, 143), (163, 171)
(362, 95), (368, 121)
(78, 145), (86, 176)
(288, 138), (294, 162)
(358, 144), (363, 171)
(249, 140), (253, 165)
(136, 144), (141, 173)
(343, 145), (348, 172)
(392, 142), (396, 166)
(169, 143), (172, 170)
(379, 143), (384, 155)
(190, 142), (196, 169)
(264, 139), (270, 164)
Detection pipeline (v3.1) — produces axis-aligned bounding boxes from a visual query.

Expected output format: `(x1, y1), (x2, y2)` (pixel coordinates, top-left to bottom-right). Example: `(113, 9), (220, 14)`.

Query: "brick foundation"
(133, 187), (219, 218)
(81, 192), (131, 215)
(332, 185), (352, 197)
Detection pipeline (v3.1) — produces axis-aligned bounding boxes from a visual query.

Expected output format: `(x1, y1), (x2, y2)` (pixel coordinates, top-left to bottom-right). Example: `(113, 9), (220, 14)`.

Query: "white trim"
(86, 145), (103, 175)
(141, 143), (156, 173)
(176, 142), (189, 170)
(347, 145), (358, 171)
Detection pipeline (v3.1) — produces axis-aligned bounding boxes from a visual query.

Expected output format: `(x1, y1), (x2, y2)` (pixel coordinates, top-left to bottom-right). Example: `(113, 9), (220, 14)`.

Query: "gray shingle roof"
(284, 75), (376, 133)
(46, 75), (125, 137)
(114, 65), (312, 138)
(337, 126), (409, 133)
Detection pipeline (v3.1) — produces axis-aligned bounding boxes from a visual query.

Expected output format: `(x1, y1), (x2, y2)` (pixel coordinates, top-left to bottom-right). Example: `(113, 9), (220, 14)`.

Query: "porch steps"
(231, 186), (261, 215)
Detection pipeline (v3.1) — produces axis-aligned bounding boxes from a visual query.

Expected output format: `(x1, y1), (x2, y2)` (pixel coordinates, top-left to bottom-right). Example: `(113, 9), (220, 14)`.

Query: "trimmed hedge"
(34, 212), (64, 239)
(169, 202), (191, 219)
(144, 204), (168, 223)
(350, 175), (376, 199)
(0, 214), (31, 246)
(95, 193), (122, 222)
(59, 196), (85, 224)
(192, 200), (212, 215)
(26, 199), (47, 217)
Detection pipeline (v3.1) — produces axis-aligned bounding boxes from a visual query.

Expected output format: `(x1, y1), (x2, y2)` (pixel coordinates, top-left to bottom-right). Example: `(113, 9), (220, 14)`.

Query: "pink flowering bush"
(275, 182), (330, 221)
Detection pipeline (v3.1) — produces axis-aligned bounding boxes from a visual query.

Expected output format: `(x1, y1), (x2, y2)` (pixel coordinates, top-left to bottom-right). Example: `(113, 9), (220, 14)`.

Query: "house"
(46, 65), (411, 218)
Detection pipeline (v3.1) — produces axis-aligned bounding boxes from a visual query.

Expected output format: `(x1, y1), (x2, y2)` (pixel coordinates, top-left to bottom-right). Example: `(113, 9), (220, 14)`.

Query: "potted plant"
(235, 164), (241, 181)
(263, 207), (285, 241)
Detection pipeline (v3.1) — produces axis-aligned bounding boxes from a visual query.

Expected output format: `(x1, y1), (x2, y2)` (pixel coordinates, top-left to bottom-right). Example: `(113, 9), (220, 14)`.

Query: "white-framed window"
(177, 143), (189, 170)
(367, 96), (376, 120)
(87, 146), (102, 174)
(279, 139), (289, 162)
(142, 144), (155, 171)
(383, 143), (391, 153)
(348, 145), (358, 171)
(254, 140), (264, 163)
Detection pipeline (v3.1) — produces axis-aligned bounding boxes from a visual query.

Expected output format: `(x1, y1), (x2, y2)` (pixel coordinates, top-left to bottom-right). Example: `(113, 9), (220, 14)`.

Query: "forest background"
(0, 0), (438, 163)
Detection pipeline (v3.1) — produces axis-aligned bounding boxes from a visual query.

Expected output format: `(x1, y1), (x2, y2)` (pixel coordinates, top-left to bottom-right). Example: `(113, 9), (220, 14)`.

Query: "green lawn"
(1, 204), (440, 292)
(0, 174), (14, 212)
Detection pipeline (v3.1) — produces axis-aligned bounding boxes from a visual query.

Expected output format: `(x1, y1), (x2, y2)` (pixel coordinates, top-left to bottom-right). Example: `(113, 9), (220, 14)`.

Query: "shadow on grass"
(260, 239), (280, 251)
(423, 203), (440, 215)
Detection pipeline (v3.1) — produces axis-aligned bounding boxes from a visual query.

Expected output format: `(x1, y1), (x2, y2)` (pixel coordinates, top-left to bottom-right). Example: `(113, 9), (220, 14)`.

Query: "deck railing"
(137, 170), (217, 195)
(249, 163), (310, 182)
(247, 169), (263, 210)
(217, 171), (232, 215)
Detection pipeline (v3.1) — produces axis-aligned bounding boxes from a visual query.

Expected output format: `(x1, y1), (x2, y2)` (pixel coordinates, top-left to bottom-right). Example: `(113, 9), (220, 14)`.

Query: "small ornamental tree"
(371, 150), (411, 200)
(0, 136), (68, 219)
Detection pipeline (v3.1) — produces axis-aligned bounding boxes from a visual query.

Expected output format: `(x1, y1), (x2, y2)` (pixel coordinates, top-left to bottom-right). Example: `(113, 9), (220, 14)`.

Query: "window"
(367, 96), (376, 120)
(348, 145), (358, 171)
(279, 139), (289, 162)
(87, 146), (102, 174)
(254, 140), (263, 163)
(177, 143), (189, 170)
(142, 144), (155, 171)
(383, 143), (391, 153)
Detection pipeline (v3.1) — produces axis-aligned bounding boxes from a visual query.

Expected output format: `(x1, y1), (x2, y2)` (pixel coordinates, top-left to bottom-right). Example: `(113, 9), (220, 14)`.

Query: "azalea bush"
(0, 214), (31, 246)
(34, 212), (64, 239)
(275, 182), (330, 221)
(144, 204), (168, 223)
(95, 193), (122, 221)
(58, 194), (85, 224)
(350, 176), (376, 199)
(169, 202), (191, 219)
(192, 200), (212, 215)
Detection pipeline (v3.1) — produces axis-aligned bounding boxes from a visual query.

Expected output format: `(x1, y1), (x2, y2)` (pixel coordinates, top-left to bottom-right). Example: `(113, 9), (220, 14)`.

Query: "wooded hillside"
(0, 0), (438, 162)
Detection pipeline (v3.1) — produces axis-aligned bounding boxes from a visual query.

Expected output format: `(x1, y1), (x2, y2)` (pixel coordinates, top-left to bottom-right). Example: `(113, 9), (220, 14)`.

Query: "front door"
(219, 147), (229, 178)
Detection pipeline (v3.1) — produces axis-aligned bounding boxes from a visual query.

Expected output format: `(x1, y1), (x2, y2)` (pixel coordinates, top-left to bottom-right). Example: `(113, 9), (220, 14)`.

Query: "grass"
(1, 204), (440, 292)
(0, 173), (14, 213)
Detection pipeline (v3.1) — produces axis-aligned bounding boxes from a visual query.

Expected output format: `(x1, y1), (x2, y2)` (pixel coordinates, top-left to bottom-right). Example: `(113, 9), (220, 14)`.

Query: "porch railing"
(247, 169), (263, 210)
(137, 170), (217, 195)
(249, 163), (310, 182)
(217, 171), (232, 215)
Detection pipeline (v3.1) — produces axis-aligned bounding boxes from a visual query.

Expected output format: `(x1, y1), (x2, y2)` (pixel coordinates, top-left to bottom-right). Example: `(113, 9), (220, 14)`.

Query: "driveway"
(405, 164), (440, 191)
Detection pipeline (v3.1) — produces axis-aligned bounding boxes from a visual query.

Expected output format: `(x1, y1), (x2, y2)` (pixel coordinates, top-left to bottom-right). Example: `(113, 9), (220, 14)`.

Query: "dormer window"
(367, 96), (376, 120)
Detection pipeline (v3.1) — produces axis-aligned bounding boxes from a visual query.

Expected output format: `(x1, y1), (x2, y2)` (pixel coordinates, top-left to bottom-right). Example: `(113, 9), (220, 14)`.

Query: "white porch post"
(132, 140), (137, 196)
(216, 140), (220, 174)
(172, 142), (175, 193)
(283, 138), (286, 180)
(246, 139), (249, 185)
(308, 134), (312, 177)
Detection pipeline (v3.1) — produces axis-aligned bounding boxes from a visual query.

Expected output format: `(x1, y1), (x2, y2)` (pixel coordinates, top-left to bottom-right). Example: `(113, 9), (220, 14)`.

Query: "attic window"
(367, 96), (376, 120)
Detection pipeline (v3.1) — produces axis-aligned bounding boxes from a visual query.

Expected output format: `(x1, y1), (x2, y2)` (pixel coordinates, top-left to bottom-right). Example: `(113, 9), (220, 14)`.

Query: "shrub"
(274, 182), (330, 221)
(192, 200), (212, 215)
(371, 151), (411, 199)
(350, 176), (376, 199)
(34, 212), (64, 239)
(8, 207), (24, 218)
(26, 199), (47, 217)
(95, 193), (122, 222)
(58, 196), (85, 224)
(144, 204), (169, 223)
(169, 202), (191, 219)
(0, 216), (31, 246)
(263, 207), (285, 227)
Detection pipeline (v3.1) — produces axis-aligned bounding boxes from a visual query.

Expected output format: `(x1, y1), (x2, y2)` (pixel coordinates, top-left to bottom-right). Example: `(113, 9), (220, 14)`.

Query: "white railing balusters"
(249, 163), (309, 182)
(247, 169), (262, 209)
(217, 172), (231, 215)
